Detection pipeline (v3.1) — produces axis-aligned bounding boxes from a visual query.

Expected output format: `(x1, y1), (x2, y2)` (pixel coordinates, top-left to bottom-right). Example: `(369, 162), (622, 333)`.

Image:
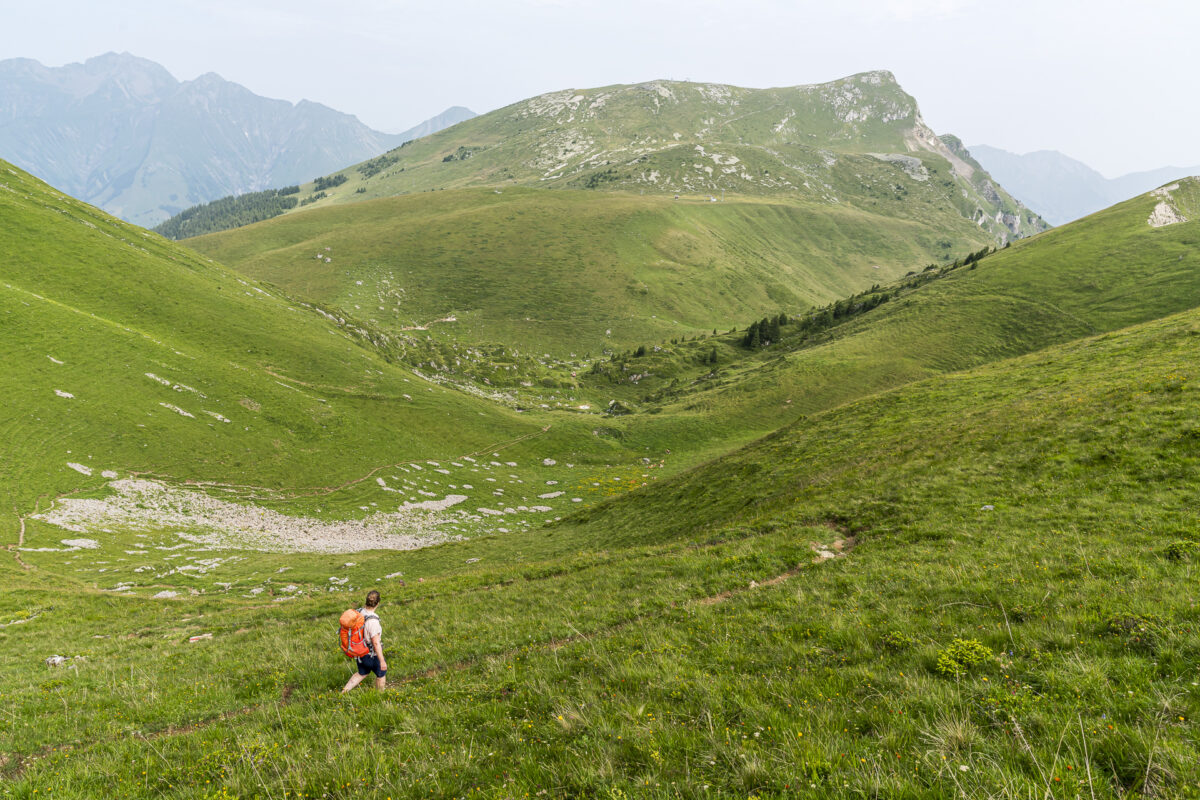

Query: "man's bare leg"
(375, 676), (386, 690)
(342, 672), (367, 693)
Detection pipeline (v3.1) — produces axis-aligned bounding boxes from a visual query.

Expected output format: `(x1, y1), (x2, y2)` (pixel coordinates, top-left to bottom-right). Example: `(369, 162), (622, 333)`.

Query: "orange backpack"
(338, 608), (374, 658)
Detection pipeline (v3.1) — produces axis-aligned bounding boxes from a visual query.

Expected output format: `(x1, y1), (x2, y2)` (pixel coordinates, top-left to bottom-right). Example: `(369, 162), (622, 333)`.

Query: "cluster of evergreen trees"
(313, 174), (348, 192)
(960, 245), (993, 267)
(738, 283), (903, 350)
(579, 168), (622, 189)
(442, 146), (480, 163)
(153, 187), (300, 240)
(358, 152), (401, 178)
(791, 286), (893, 338)
(741, 314), (788, 348)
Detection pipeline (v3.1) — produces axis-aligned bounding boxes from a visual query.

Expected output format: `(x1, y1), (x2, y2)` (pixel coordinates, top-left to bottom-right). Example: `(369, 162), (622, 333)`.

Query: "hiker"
(341, 590), (387, 692)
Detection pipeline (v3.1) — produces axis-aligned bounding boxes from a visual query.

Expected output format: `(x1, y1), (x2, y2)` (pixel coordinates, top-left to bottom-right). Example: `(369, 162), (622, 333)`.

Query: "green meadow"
(3, 149), (1200, 799)
(6, 294), (1200, 798)
(188, 187), (993, 356)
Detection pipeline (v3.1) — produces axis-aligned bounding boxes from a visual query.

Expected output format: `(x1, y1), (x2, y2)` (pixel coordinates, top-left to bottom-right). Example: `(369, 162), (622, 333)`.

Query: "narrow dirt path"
(7, 503), (35, 571)
(8, 555), (836, 778)
(143, 559), (822, 744)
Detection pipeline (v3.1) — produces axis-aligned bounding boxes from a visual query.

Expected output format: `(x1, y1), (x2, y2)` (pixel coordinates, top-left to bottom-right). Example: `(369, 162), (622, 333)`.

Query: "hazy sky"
(5, 0), (1195, 176)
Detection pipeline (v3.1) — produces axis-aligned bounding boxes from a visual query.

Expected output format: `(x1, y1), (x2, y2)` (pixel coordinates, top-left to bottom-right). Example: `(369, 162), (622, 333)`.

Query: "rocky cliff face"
(0, 53), (472, 226)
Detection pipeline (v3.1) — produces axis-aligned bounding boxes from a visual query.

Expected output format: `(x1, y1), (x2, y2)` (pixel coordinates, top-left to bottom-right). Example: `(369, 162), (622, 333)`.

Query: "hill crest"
(164, 71), (1045, 244)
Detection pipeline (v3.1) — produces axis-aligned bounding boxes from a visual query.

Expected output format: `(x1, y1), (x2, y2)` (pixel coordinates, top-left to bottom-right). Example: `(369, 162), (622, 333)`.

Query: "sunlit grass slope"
(0, 162), (559, 531)
(189, 187), (993, 355)
(639, 178), (1200, 430)
(6, 295), (1200, 797)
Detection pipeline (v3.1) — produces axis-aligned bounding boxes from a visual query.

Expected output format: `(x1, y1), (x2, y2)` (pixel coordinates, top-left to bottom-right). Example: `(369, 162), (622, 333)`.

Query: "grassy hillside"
(6, 294), (1200, 797)
(628, 177), (1200, 425)
(0, 161), (671, 543)
(189, 186), (996, 355)
(160, 72), (1045, 243)
(7, 149), (1200, 797)
(189, 178), (1200, 444)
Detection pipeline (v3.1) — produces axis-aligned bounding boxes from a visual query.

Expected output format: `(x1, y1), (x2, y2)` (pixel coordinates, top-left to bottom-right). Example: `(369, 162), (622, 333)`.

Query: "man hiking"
(341, 590), (387, 692)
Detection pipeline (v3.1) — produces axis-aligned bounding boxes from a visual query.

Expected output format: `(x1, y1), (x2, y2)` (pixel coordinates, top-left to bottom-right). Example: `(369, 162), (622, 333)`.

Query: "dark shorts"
(356, 654), (386, 677)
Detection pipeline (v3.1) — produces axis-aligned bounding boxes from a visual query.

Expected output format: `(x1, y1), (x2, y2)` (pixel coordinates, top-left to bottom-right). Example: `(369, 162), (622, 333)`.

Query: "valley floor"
(5, 306), (1200, 798)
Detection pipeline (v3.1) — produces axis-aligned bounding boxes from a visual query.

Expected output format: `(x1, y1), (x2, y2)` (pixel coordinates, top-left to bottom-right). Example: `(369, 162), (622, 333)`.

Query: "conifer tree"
(767, 317), (781, 343)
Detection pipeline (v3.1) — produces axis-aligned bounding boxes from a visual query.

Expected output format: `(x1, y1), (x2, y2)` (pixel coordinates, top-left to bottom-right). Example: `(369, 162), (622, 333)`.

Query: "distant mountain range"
(0, 53), (475, 226)
(969, 145), (1200, 226)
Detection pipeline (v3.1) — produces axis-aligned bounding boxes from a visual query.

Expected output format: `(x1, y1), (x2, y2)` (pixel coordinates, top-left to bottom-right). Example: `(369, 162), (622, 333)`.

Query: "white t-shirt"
(361, 610), (382, 656)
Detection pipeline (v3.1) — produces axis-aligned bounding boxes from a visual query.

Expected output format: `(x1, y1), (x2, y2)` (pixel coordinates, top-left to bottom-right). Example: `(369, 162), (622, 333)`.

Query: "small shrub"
(1165, 539), (1199, 561)
(1104, 613), (1167, 651)
(980, 679), (1038, 720)
(798, 759), (833, 785)
(881, 630), (915, 651)
(935, 638), (993, 677)
(1007, 603), (1033, 622)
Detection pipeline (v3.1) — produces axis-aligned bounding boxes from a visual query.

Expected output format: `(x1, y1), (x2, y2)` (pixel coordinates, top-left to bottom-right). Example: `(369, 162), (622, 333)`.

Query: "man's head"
(364, 590), (381, 609)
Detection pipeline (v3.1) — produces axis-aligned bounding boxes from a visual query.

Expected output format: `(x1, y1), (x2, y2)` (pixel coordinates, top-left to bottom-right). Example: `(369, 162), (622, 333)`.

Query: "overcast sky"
(4, 0), (1195, 177)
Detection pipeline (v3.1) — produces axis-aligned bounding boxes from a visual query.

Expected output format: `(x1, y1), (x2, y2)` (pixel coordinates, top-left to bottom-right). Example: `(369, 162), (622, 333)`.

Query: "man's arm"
(372, 634), (386, 672)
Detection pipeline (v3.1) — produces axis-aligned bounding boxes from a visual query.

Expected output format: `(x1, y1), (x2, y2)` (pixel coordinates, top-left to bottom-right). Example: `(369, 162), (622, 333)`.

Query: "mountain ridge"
(969, 143), (1200, 225)
(0, 53), (475, 226)
(163, 71), (1046, 244)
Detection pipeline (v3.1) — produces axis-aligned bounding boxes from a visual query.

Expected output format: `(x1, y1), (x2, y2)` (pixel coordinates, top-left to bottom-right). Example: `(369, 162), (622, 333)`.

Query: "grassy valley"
(2, 62), (1199, 796)
(190, 178), (1200, 444)
(6, 272), (1200, 797)
(188, 186), (995, 356)
(0, 161), (702, 556)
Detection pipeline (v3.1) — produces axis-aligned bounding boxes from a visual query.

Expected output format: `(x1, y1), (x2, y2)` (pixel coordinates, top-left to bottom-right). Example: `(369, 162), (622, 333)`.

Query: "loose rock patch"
(34, 479), (470, 553)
